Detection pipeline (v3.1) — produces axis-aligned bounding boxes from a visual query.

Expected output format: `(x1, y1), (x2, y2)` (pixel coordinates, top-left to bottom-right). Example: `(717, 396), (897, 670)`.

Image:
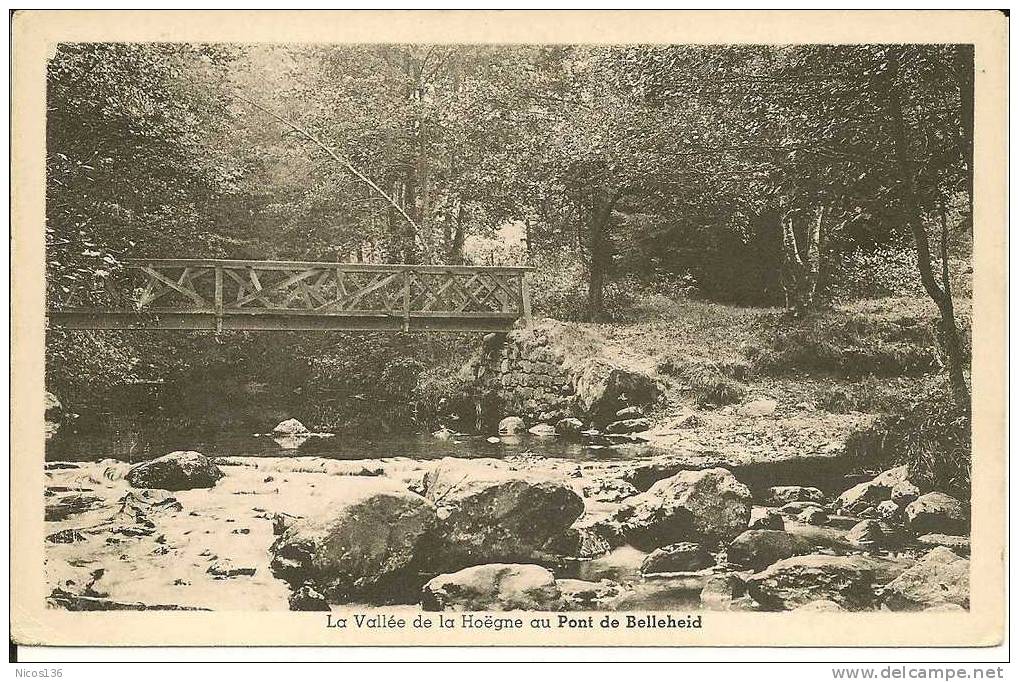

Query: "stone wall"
(460, 320), (660, 428)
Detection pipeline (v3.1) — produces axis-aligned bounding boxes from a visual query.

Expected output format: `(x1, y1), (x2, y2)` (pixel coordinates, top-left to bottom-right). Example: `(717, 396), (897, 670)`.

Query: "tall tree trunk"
(886, 53), (970, 408)
(781, 206), (826, 316)
(954, 44), (975, 229)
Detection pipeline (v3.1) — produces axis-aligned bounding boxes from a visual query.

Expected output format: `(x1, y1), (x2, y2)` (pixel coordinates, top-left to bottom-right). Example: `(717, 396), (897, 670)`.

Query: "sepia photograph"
(10, 9), (1007, 652)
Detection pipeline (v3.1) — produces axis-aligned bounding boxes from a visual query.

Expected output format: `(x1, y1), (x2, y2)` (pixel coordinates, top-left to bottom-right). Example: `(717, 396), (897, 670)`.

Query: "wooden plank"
(236, 268), (320, 308)
(128, 259), (534, 274)
(140, 266), (208, 307)
(47, 309), (518, 332)
(341, 271), (401, 310)
(137, 272), (158, 309)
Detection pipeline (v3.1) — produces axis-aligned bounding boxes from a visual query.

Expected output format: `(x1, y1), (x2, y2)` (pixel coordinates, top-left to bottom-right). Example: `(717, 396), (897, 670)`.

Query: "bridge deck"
(48, 259), (533, 332)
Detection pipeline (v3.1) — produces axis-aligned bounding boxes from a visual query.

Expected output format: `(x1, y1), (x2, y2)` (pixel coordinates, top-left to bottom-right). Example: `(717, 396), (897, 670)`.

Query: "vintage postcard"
(10, 9), (1007, 648)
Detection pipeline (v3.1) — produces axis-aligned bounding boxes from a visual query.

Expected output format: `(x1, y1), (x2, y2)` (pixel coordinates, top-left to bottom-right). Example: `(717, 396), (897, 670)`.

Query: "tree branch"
(231, 94), (434, 262)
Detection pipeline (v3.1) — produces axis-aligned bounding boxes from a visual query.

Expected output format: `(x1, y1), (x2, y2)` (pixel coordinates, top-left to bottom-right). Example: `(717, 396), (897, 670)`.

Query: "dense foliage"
(44, 43), (973, 430)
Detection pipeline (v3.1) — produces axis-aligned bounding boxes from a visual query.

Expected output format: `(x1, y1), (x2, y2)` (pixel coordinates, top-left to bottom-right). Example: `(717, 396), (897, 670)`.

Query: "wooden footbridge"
(48, 259), (533, 332)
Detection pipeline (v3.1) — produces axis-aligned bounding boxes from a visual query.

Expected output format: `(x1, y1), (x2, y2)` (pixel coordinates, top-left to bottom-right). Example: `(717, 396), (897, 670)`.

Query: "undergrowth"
(844, 379), (971, 500)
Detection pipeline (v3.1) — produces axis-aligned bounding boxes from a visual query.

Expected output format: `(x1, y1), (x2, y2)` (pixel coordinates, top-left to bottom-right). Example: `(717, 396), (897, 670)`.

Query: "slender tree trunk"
(781, 210), (806, 315)
(586, 187), (627, 322)
(886, 54), (970, 408)
(450, 203), (465, 264)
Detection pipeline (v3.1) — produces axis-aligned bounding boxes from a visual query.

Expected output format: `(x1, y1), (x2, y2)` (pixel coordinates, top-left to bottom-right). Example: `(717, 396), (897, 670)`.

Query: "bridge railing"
(49, 259), (534, 332)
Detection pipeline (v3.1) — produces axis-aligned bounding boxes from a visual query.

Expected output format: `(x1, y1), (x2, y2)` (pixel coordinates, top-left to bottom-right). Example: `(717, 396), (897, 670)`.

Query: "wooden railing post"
(402, 268), (411, 332)
(214, 265), (224, 332)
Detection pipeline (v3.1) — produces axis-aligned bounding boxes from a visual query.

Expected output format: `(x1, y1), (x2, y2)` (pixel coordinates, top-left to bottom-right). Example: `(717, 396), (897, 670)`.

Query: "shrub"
(844, 380), (970, 500)
(828, 244), (973, 302)
(756, 308), (941, 378)
(656, 352), (749, 406)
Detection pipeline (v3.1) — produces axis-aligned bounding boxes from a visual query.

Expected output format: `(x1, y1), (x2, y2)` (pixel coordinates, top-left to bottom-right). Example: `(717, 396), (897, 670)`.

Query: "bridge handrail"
(126, 259), (535, 274)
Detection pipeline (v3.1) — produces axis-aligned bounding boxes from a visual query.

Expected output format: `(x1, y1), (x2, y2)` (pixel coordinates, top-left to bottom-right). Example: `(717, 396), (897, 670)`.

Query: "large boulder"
(605, 418), (652, 434)
(904, 492), (968, 535)
(575, 366), (658, 426)
(421, 459), (585, 567)
(881, 547), (969, 611)
(421, 564), (560, 611)
(762, 486), (825, 506)
(726, 530), (814, 571)
(916, 533), (970, 556)
(845, 520), (900, 550)
(125, 451), (224, 491)
(779, 501), (824, 515)
(640, 542), (714, 575)
(615, 468), (752, 550)
(582, 478), (639, 503)
(699, 573), (751, 611)
(747, 555), (877, 611)
(542, 525), (613, 559)
(269, 480), (437, 602)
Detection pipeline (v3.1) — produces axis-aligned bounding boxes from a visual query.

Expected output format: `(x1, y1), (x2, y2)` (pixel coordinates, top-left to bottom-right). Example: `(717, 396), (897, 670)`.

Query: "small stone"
(700, 573), (747, 610)
(747, 555), (876, 610)
(796, 508), (829, 525)
(794, 599), (845, 612)
(207, 560), (256, 578)
(289, 585), (330, 611)
(891, 481), (920, 506)
(422, 564), (560, 611)
(615, 467), (753, 549)
(748, 508), (785, 531)
(126, 451), (223, 491)
(762, 486), (825, 506)
(498, 416), (526, 435)
(432, 427), (455, 440)
(486, 436), (501, 444)
(527, 423), (556, 437)
(737, 399), (778, 417)
(615, 406), (645, 419)
(876, 500), (901, 521)
(557, 579), (626, 610)
(640, 542), (714, 575)
(555, 417), (584, 438)
(845, 520), (896, 550)
(273, 418), (309, 434)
